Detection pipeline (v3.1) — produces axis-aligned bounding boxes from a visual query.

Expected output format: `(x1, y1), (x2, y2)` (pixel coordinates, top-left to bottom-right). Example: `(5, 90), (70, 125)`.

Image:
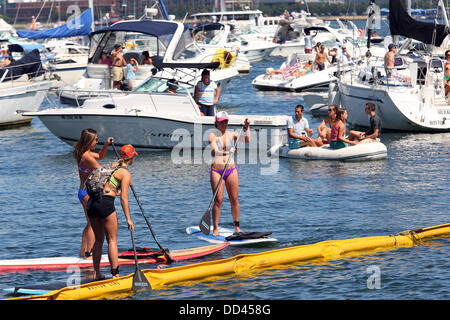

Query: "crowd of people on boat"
(287, 102), (381, 150)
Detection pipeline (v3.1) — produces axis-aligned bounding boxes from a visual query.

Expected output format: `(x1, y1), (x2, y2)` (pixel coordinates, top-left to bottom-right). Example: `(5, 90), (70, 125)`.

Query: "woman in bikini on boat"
(209, 111), (250, 237)
(74, 129), (114, 258)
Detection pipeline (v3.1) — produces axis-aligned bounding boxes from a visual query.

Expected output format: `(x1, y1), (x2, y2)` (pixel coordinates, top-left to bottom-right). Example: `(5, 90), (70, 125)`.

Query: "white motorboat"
(0, 49), (53, 128)
(337, 0), (450, 132)
(252, 54), (341, 92)
(24, 75), (290, 151)
(302, 81), (342, 117)
(43, 40), (89, 88)
(193, 22), (251, 73)
(269, 141), (387, 161)
(58, 20), (239, 106)
(194, 22), (277, 63)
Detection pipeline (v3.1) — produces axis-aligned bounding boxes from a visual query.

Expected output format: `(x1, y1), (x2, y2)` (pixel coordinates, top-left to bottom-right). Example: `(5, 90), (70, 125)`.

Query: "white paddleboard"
(186, 226), (277, 246)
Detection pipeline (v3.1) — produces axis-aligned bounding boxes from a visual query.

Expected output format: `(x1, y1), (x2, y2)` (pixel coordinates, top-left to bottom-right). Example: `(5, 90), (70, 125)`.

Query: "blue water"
(1, 20), (449, 301)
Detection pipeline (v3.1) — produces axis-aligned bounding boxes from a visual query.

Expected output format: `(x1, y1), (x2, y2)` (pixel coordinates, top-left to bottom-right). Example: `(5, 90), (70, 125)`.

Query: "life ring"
(211, 49), (236, 69)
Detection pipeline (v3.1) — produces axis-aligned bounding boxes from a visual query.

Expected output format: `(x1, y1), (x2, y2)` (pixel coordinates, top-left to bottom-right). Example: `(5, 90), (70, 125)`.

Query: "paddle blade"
(132, 267), (152, 292)
(199, 209), (211, 235)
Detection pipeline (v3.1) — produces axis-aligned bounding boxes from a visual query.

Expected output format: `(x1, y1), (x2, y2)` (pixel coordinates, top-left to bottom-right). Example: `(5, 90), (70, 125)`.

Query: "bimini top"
(91, 20), (180, 38)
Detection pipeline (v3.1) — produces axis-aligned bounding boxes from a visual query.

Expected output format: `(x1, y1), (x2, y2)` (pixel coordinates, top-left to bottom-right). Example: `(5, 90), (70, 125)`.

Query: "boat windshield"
(134, 77), (190, 94)
(173, 28), (203, 61)
(89, 31), (171, 63)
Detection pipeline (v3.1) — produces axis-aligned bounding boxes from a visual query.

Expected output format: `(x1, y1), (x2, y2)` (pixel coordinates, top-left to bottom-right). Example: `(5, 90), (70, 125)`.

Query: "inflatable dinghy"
(269, 141), (387, 161)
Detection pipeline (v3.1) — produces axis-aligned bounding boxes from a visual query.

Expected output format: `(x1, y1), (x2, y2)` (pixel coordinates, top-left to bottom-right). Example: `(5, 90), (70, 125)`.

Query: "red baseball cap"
(120, 144), (138, 157)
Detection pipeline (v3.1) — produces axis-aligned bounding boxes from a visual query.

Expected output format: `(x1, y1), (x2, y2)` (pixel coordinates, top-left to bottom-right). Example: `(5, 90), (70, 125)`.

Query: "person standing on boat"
(74, 129), (114, 258)
(88, 145), (137, 280)
(125, 58), (139, 91)
(304, 30), (316, 54)
(209, 112), (250, 237)
(287, 104), (321, 148)
(444, 50), (450, 99)
(336, 45), (351, 64)
(194, 69), (220, 116)
(314, 45), (331, 71)
(111, 44), (126, 89)
(349, 103), (381, 143)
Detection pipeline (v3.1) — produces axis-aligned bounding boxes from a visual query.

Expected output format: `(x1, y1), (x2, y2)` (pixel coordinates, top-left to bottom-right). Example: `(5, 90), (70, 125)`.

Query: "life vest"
(211, 49), (235, 69)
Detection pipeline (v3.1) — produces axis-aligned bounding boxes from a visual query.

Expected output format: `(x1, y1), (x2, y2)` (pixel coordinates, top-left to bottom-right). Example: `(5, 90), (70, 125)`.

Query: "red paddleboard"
(0, 243), (229, 272)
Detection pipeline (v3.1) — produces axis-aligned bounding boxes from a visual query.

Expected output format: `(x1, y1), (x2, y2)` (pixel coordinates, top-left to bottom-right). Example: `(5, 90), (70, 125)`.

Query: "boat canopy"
(16, 9), (93, 40)
(91, 20), (179, 38)
(389, 0), (449, 46)
(0, 49), (43, 82)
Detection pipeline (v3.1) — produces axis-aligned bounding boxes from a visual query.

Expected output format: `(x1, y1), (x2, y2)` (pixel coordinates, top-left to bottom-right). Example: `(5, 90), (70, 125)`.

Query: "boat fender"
(211, 49), (235, 69)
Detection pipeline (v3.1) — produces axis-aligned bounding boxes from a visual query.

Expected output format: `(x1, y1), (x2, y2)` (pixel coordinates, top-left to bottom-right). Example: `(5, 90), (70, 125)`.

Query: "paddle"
(111, 142), (175, 264)
(199, 125), (245, 235)
(129, 228), (152, 292)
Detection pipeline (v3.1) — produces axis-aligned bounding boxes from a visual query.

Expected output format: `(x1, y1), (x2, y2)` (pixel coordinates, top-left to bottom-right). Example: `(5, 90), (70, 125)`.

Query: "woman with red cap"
(209, 111), (250, 237)
(87, 144), (137, 280)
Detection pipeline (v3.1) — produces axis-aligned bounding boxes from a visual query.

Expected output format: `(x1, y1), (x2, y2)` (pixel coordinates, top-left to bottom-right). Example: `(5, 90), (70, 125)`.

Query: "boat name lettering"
(254, 120), (273, 125)
(150, 132), (193, 138)
(437, 109), (450, 115)
(61, 115), (83, 120)
(429, 120), (446, 125)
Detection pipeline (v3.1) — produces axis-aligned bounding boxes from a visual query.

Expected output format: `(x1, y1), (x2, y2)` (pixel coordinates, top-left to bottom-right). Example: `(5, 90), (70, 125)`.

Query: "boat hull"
(270, 142), (388, 161)
(35, 112), (288, 151)
(338, 80), (450, 132)
(0, 81), (52, 128)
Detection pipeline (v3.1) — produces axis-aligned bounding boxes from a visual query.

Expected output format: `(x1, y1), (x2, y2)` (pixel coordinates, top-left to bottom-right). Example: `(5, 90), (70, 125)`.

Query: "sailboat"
(337, 0), (450, 132)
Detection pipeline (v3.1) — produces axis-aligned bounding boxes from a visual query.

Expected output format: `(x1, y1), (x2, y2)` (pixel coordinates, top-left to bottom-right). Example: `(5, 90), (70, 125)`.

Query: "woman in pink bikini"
(209, 111), (250, 237)
(74, 129), (114, 258)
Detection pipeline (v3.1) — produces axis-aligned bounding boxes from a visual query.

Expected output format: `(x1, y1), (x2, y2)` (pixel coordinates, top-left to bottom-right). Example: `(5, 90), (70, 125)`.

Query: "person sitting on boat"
(194, 69), (220, 117)
(111, 44), (127, 89)
(294, 60), (314, 78)
(348, 103), (381, 143)
(314, 45), (331, 71)
(0, 56), (13, 68)
(384, 43), (411, 83)
(318, 105), (348, 143)
(336, 45), (351, 64)
(142, 51), (152, 65)
(98, 52), (112, 67)
(209, 111), (250, 237)
(287, 105), (322, 149)
(328, 106), (359, 149)
(444, 49), (450, 99)
(167, 79), (179, 93)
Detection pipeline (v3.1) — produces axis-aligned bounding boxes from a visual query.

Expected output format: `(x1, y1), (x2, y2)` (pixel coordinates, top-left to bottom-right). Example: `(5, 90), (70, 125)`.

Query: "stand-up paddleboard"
(186, 226), (277, 246)
(0, 243), (228, 272)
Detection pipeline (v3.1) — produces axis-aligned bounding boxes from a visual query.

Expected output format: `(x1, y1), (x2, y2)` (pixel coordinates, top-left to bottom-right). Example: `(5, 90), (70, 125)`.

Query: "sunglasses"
(328, 108), (335, 112)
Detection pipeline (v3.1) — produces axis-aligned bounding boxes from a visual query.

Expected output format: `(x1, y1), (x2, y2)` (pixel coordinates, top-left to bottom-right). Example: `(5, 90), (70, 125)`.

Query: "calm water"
(1, 21), (449, 300)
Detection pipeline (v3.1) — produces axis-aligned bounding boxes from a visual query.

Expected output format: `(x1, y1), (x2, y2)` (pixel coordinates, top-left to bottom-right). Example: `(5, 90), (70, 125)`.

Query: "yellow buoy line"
(6, 223), (450, 300)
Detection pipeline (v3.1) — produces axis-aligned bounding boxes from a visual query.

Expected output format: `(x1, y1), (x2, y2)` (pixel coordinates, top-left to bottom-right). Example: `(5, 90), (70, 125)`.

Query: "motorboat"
(194, 22), (278, 63)
(193, 22), (251, 73)
(0, 49), (53, 128)
(24, 72), (290, 151)
(252, 53), (348, 92)
(337, 0), (450, 132)
(43, 40), (89, 88)
(57, 19), (239, 106)
(269, 141), (387, 161)
(302, 81), (342, 117)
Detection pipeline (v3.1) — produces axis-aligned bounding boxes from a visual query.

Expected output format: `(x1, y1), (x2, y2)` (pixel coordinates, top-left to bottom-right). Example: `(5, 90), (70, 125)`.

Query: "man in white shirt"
(287, 105), (321, 148)
(336, 45), (351, 64)
(304, 30), (316, 54)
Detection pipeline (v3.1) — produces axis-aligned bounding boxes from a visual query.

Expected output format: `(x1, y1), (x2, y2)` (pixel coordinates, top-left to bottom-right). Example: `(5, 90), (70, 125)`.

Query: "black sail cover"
(389, 0), (449, 46)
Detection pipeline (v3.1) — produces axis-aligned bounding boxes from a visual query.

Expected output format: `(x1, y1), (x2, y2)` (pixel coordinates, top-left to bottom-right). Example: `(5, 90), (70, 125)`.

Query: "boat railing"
(0, 60), (51, 86)
(48, 81), (195, 109)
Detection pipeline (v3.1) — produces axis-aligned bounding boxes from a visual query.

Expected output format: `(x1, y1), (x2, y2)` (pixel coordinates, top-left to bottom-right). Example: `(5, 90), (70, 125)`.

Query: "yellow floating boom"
(7, 223), (450, 300)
